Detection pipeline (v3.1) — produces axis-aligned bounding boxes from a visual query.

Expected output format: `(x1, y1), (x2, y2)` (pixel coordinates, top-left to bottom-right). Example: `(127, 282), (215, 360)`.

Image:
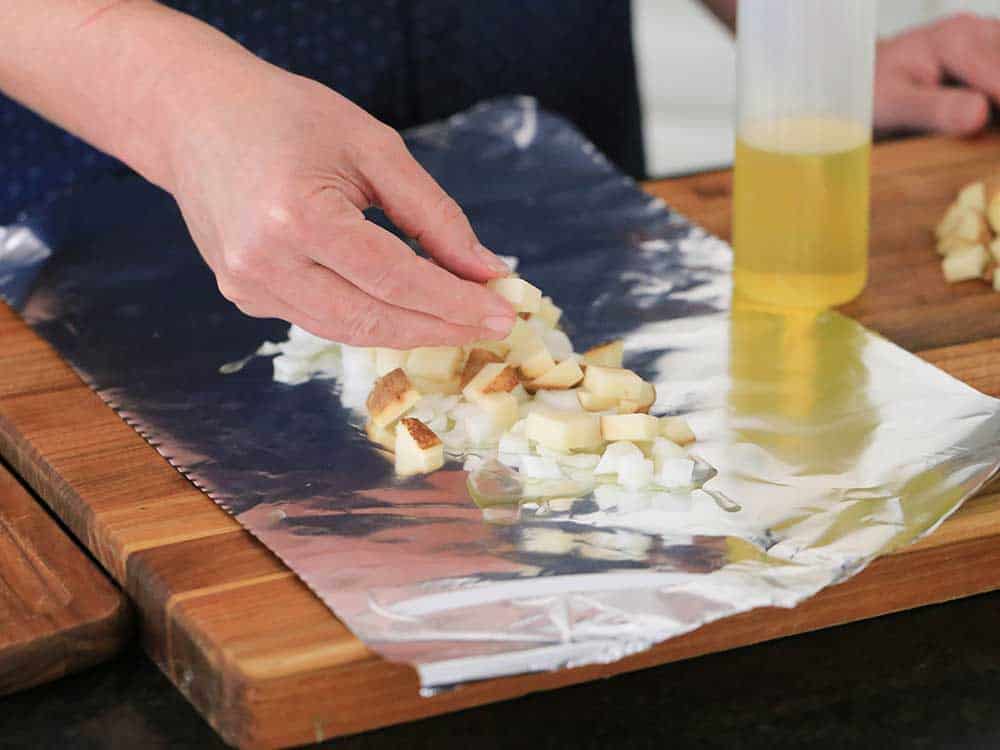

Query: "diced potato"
(536, 296), (563, 328)
(410, 375), (462, 395)
(937, 235), (982, 257)
(990, 238), (1000, 265)
(600, 413), (659, 442)
(957, 181), (986, 211)
(374, 348), (409, 377)
(530, 359), (584, 390)
(942, 244), (989, 283)
(577, 390), (619, 412)
(617, 381), (656, 414)
(463, 362), (519, 401)
(406, 346), (463, 381)
(395, 418), (444, 476)
(988, 182), (1000, 234)
(466, 340), (511, 359)
(935, 202), (989, 243)
(365, 420), (396, 451)
(582, 365), (645, 400)
(582, 340), (625, 368)
(367, 368), (421, 428)
(519, 348), (556, 380)
(994, 267), (1000, 292)
(460, 348), (504, 388)
(541, 328), (574, 361)
(618, 454), (654, 491)
(525, 408), (604, 452)
(487, 277), (542, 313)
(502, 318), (545, 364)
(660, 416), (696, 445)
(476, 392), (520, 432)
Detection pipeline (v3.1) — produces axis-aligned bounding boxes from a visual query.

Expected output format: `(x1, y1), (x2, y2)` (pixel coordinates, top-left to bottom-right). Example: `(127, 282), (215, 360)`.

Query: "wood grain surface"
(1, 132), (1000, 748)
(0, 462), (130, 695)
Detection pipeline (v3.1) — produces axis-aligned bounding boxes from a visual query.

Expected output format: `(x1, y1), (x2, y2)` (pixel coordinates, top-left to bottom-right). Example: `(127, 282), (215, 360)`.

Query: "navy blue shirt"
(0, 1), (643, 224)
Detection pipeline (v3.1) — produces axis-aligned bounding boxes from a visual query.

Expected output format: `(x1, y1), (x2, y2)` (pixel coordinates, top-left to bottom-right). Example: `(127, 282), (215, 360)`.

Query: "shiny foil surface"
(2, 98), (998, 690)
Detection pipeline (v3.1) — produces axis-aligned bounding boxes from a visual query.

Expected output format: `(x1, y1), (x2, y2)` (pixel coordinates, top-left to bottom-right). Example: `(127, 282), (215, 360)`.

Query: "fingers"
(933, 15), (1000, 104)
(224, 261), (506, 348)
(301, 189), (515, 335)
(360, 130), (511, 282)
(876, 82), (989, 136)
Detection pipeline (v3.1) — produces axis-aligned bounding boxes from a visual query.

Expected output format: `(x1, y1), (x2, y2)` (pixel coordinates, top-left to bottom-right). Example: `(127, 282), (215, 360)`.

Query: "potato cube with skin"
(525, 408), (603, 452)
(578, 390), (619, 412)
(530, 359), (584, 390)
(582, 365), (645, 401)
(466, 340), (510, 359)
(463, 362), (519, 401)
(374, 348), (409, 377)
(536, 296), (563, 328)
(365, 420), (396, 451)
(519, 348), (556, 380)
(460, 349), (505, 388)
(957, 181), (986, 211)
(583, 340), (624, 368)
(366, 368), (421, 428)
(601, 413), (659, 442)
(405, 346), (463, 382)
(660, 416), (696, 445)
(395, 418), (444, 476)
(488, 277), (542, 313)
(942, 245), (989, 283)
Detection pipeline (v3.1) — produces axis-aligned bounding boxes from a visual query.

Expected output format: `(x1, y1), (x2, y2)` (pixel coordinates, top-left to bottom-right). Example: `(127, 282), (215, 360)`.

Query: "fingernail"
(481, 315), (514, 337)
(477, 243), (511, 274)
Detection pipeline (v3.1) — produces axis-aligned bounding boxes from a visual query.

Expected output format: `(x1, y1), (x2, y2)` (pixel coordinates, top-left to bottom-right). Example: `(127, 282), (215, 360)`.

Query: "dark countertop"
(3, 590), (1000, 749)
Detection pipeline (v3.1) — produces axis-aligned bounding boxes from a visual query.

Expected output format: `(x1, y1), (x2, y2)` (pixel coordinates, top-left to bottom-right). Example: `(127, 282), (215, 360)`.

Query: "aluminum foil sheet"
(2, 97), (999, 691)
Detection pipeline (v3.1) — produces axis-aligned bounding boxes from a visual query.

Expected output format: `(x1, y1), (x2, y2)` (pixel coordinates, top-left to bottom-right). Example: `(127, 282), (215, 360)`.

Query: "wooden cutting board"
(1, 133), (1000, 749)
(0, 461), (130, 695)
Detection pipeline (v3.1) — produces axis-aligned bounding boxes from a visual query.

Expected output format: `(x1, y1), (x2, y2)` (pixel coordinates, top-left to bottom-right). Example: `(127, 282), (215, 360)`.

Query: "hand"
(165, 62), (516, 348)
(875, 13), (1000, 136)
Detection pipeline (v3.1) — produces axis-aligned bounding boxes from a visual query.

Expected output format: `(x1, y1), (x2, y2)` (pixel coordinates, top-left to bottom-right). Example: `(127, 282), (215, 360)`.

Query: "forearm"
(0, 0), (261, 191)
(700, 0), (737, 32)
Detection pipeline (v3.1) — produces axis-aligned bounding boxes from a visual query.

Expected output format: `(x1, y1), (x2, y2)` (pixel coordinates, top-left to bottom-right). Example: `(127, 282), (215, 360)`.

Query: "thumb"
(876, 82), (990, 136)
(360, 130), (511, 282)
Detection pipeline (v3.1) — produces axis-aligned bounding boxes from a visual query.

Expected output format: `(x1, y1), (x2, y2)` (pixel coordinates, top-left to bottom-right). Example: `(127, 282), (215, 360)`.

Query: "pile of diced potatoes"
(358, 276), (697, 487)
(935, 179), (1000, 289)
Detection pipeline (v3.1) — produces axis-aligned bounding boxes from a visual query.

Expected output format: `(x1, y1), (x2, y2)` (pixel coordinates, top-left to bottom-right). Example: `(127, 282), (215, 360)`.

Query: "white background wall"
(634, 0), (1000, 177)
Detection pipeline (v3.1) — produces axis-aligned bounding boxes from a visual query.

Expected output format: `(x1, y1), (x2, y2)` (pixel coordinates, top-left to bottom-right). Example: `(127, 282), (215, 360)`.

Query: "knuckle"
(223, 244), (265, 282)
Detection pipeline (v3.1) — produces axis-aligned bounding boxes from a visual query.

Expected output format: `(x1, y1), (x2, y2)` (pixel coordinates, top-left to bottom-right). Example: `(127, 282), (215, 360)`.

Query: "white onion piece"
(282, 325), (337, 358)
(594, 441), (643, 475)
(654, 458), (695, 488)
(542, 329), (574, 361)
(272, 354), (312, 385)
(534, 389), (582, 412)
(519, 455), (564, 479)
(558, 452), (600, 470)
(652, 437), (687, 465)
(498, 452), (522, 470)
(618, 454), (654, 491)
(498, 431), (531, 455)
(256, 341), (282, 356)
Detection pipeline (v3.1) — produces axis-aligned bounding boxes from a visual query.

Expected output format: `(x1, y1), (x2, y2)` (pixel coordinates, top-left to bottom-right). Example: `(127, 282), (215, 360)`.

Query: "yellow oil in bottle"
(732, 117), (871, 308)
